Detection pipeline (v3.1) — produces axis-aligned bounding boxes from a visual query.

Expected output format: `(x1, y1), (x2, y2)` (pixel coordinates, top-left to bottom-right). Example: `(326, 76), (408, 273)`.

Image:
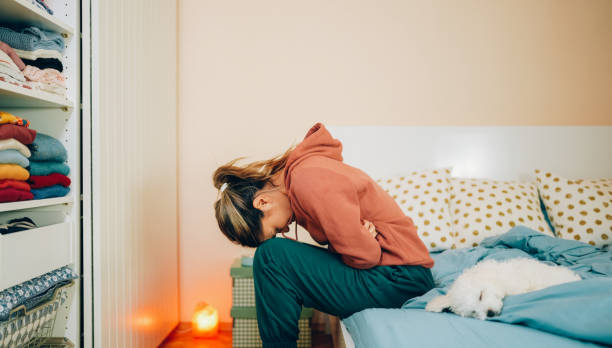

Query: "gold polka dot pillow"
(376, 168), (453, 251)
(536, 170), (612, 248)
(449, 178), (553, 248)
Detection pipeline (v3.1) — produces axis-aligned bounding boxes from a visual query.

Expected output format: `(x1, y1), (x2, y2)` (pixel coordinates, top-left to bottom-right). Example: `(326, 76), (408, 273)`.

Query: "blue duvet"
(344, 227), (612, 347)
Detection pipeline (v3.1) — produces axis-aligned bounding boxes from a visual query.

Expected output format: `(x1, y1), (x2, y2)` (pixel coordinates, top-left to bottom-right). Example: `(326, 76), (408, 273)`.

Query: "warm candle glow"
(192, 302), (219, 338)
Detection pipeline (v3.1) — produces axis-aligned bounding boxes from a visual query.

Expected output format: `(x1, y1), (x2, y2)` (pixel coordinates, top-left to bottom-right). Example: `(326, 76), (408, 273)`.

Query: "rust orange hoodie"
(283, 122), (434, 269)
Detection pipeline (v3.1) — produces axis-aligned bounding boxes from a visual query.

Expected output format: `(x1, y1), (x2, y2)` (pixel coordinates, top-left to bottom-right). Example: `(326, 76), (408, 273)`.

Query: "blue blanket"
(400, 226), (612, 346)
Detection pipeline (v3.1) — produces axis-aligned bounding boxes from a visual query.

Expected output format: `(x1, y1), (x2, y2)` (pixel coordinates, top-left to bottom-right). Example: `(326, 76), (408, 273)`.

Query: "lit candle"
(192, 302), (219, 338)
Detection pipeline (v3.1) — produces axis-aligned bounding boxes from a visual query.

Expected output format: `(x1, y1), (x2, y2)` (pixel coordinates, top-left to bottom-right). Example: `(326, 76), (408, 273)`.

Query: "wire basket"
(0, 282), (74, 348)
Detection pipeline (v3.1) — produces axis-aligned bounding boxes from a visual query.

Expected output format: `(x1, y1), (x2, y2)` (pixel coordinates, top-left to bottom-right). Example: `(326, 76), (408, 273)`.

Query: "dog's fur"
(425, 258), (581, 320)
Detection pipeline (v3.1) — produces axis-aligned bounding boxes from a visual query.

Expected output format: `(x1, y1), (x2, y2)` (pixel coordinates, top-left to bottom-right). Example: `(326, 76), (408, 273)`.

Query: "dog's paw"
(425, 295), (451, 313)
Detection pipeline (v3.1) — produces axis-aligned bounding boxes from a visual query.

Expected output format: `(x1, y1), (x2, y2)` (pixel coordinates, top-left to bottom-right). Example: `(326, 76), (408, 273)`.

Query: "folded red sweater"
(28, 173), (71, 189)
(0, 179), (30, 191)
(0, 124), (37, 144)
(0, 188), (33, 202)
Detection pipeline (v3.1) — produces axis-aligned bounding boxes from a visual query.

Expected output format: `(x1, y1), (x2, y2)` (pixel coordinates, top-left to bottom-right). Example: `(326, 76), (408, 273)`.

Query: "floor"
(159, 322), (334, 348)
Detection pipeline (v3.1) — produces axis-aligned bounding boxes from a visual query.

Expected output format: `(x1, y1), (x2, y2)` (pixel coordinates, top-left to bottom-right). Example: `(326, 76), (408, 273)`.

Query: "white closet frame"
(0, 0), (87, 346)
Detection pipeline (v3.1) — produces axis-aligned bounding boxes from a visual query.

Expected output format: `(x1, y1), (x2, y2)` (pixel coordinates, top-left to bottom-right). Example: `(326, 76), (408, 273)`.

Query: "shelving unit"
(0, 195), (73, 212)
(0, 0), (74, 38)
(0, 0), (82, 346)
(0, 80), (73, 108)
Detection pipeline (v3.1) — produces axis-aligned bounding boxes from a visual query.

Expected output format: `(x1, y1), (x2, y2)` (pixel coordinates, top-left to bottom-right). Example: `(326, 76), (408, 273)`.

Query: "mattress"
(343, 308), (602, 348)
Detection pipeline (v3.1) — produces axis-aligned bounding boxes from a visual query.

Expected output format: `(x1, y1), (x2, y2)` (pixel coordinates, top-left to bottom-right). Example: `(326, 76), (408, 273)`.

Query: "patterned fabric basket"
(232, 277), (255, 307)
(233, 316), (311, 348)
(231, 307), (312, 348)
(231, 257), (312, 348)
(0, 282), (74, 348)
(231, 258), (256, 307)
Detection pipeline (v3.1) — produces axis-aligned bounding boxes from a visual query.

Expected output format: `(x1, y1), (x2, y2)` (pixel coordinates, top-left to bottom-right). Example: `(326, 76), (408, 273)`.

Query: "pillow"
(376, 168), (453, 251)
(449, 178), (553, 248)
(535, 170), (612, 248)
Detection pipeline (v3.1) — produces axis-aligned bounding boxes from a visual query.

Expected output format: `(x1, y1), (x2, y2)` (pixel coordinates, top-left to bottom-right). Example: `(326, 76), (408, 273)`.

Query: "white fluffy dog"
(425, 258), (581, 320)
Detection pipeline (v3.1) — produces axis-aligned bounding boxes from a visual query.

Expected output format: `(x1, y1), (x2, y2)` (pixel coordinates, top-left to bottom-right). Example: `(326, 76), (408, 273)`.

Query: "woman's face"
(252, 182), (294, 242)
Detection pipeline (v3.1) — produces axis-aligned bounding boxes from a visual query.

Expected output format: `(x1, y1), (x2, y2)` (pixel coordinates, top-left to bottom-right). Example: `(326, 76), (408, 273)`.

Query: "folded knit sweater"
(0, 26), (64, 53)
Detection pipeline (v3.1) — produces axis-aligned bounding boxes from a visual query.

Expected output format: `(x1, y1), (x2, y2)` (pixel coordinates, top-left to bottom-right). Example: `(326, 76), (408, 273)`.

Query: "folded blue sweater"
(28, 133), (67, 162)
(31, 185), (70, 200)
(0, 26), (65, 53)
(28, 161), (70, 176)
(0, 149), (29, 167)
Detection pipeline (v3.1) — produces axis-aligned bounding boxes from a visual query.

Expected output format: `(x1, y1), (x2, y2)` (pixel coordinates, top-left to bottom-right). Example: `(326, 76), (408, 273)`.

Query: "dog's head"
(449, 281), (504, 320)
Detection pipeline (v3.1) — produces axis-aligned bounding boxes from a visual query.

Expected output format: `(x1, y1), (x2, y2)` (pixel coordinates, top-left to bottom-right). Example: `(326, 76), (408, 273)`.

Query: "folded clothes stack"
(0, 113), (36, 203)
(0, 49), (28, 88)
(31, 0), (54, 15)
(22, 65), (65, 95)
(0, 25), (66, 96)
(27, 133), (70, 199)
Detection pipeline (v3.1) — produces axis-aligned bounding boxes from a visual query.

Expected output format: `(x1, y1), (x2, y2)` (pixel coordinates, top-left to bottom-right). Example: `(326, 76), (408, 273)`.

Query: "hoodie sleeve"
(291, 167), (382, 269)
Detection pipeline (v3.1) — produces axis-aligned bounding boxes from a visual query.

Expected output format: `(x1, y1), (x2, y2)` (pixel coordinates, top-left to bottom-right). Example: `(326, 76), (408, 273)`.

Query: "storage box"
(0, 281), (75, 348)
(231, 257), (312, 348)
(0, 222), (73, 290)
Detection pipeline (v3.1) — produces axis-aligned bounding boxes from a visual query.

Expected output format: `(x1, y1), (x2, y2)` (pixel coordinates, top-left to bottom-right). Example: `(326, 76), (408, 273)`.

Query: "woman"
(213, 122), (434, 348)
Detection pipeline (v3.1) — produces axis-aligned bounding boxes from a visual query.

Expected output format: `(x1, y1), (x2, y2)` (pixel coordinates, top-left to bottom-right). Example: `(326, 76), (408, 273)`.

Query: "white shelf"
(0, 0), (74, 38)
(0, 195), (73, 213)
(0, 80), (72, 108)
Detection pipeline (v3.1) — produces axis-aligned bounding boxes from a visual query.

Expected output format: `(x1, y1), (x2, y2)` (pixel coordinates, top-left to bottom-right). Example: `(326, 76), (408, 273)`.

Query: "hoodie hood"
(283, 123), (342, 191)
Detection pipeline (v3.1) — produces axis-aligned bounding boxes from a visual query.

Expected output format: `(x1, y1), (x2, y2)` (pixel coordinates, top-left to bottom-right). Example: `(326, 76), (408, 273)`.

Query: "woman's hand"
(362, 219), (378, 239)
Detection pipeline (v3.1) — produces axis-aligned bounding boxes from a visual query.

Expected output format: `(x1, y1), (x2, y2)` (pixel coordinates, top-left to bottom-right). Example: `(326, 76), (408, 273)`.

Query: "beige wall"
(178, 0), (612, 322)
(95, 0), (179, 345)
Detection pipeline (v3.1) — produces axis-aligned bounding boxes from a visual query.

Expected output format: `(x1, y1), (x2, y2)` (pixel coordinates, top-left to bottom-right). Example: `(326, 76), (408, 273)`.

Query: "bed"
(325, 126), (612, 348)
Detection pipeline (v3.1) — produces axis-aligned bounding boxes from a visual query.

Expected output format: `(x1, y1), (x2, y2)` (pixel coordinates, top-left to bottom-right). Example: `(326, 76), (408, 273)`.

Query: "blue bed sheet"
(343, 226), (612, 348)
(344, 308), (603, 348)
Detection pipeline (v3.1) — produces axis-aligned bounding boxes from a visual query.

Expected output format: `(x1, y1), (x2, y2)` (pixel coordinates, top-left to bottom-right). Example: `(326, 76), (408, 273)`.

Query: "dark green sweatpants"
(253, 238), (435, 348)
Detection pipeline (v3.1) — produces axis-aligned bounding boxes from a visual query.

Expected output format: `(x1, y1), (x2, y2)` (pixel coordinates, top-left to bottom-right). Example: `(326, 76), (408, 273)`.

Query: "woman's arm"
(291, 167), (382, 269)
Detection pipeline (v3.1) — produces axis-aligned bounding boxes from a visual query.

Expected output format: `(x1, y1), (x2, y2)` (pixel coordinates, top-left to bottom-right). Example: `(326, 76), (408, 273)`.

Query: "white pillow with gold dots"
(536, 170), (612, 248)
(376, 168), (453, 251)
(449, 178), (554, 248)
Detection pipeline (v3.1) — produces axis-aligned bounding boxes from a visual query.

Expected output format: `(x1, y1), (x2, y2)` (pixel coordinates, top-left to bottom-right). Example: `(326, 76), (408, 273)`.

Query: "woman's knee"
(253, 238), (297, 271)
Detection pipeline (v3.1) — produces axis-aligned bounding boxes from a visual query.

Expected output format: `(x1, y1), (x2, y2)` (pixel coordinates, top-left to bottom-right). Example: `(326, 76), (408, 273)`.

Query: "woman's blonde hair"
(213, 146), (294, 247)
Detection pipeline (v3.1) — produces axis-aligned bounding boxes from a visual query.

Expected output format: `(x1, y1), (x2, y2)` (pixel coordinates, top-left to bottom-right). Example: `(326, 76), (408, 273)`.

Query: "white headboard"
(327, 126), (612, 181)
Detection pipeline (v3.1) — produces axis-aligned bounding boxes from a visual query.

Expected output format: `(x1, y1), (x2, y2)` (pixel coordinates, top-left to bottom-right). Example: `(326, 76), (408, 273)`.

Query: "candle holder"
(192, 302), (219, 338)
